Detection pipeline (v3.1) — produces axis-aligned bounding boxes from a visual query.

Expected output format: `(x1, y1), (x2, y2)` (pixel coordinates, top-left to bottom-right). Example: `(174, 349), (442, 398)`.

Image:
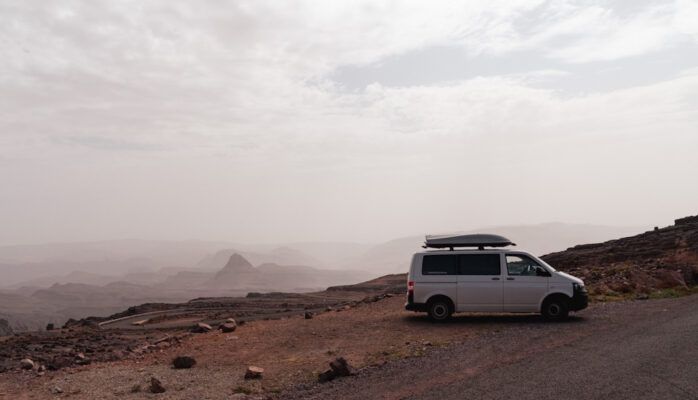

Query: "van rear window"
(460, 254), (501, 275)
(422, 255), (458, 275)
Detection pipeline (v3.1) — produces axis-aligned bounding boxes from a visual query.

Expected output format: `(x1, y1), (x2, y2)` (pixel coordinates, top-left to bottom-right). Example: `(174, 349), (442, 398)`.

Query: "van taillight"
(407, 281), (414, 292)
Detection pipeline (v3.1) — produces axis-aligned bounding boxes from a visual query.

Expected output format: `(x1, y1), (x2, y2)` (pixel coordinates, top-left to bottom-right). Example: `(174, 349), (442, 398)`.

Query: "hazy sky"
(1, 0), (697, 245)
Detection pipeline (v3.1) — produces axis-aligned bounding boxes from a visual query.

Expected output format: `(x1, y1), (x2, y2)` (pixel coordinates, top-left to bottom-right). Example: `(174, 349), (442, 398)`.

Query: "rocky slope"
(542, 215), (698, 295)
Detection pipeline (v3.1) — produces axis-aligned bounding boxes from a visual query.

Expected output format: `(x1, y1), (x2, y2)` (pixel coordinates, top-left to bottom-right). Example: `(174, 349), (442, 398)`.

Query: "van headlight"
(573, 282), (586, 292)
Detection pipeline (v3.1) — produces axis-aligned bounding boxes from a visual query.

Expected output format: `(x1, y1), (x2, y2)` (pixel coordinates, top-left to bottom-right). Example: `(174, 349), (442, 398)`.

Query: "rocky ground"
(1, 216), (697, 399)
(0, 274), (406, 375)
(2, 292), (697, 400)
(542, 215), (698, 298)
(282, 294), (698, 400)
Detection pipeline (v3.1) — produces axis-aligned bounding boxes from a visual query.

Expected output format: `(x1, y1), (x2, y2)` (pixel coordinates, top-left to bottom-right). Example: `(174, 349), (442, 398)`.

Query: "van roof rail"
(423, 233), (516, 249)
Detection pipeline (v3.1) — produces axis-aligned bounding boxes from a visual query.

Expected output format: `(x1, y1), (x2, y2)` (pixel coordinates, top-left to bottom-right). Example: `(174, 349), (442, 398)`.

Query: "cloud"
(0, 0), (697, 244)
(52, 135), (167, 152)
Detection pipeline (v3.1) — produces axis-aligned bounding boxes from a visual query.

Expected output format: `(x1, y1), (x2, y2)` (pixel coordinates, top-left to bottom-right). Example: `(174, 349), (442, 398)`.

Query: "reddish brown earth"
(2, 293), (696, 400)
(0, 295), (483, 399)
(1, 217), (697, 399)
(0, 274), (406, 375)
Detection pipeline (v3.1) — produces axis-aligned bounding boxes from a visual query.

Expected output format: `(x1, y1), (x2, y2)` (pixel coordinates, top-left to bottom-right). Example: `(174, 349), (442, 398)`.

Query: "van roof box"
(424, 234), (516, 249)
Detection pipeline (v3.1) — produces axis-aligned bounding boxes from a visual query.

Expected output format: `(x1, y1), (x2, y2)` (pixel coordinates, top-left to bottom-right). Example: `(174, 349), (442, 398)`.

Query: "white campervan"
(405, 234), (588, 321)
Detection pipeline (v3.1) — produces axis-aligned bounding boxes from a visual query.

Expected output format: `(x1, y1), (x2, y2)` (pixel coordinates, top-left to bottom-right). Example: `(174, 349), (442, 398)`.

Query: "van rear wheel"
(542, 296), (569, 321)
(427, 298), (452, 322)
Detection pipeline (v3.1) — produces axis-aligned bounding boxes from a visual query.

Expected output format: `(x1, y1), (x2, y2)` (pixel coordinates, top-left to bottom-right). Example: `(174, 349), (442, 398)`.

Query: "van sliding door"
(456, 254), (503, 312)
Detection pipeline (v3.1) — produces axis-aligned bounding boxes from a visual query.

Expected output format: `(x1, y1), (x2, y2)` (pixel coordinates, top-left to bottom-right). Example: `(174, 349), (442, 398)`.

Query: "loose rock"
(191, 322), (213, 333)
(219, 322), (237, 333)
(318, 357), (353, 382)
(244, 366), (264, 380)
(172, 356), (196, 369)
(149, 377), (166, 393)
(304, 311), (314, 319)
(329, 357), (352, 376)
(20, 358), (34, 370)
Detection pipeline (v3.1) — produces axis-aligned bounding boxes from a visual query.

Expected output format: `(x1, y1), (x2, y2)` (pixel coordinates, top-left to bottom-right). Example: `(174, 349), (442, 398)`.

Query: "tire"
(542, 296), (570, 321)
(427, 298), (453, 322)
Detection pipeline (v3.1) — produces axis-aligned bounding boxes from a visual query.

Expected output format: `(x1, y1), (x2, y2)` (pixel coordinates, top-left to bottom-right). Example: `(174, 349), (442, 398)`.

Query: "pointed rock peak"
(220, 253), (254, 272)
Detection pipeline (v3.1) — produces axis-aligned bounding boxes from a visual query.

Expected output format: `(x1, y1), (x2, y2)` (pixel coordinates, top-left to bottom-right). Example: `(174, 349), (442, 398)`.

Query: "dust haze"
(1, 1), (697, 247)
(0, 1), (697, 330)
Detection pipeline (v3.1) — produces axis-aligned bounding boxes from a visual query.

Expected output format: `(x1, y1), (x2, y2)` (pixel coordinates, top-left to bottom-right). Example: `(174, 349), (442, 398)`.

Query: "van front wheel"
(427, 298), (453, 322)
(542, 296), (569, 321)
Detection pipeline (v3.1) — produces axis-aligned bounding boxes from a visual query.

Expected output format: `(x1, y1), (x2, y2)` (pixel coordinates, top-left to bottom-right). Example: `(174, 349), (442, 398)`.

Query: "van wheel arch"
(541, 293), (570, 321)
(426, 295), (454, 322)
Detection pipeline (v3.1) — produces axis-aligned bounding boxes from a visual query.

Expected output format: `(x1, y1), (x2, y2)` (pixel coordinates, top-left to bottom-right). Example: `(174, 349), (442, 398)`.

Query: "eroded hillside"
(542, 215), (698, 296)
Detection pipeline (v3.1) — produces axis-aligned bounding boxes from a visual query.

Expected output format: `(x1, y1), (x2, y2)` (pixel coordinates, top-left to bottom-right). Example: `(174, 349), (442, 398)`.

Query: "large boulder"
(654, 269), (688, 289)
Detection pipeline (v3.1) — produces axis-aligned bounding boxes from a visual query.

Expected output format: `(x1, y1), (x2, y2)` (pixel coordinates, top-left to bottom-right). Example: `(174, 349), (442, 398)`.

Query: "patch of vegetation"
(648, 287), (697, 299)
(589, 285), (698, 303)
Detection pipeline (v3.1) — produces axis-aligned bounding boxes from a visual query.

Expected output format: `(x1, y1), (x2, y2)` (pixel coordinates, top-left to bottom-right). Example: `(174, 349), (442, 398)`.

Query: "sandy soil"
(6, 293), (692, 400)
(0, 295), (499, 399)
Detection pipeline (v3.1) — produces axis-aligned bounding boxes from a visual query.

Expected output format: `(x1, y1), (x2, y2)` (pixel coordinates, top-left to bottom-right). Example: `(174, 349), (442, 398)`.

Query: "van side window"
(506, 254), (549, 276)
(422, 255), (458, 275)
(459, 254), (501, 275)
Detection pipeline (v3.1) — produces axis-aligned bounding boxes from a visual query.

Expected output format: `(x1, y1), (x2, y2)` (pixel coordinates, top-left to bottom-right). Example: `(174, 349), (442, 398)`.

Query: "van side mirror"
(536, 269), (551, 277)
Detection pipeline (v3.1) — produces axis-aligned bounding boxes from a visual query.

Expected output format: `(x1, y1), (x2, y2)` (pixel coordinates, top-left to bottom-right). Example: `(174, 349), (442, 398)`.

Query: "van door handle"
(506, 277), (515, 280)
(491, 277), (500, 280)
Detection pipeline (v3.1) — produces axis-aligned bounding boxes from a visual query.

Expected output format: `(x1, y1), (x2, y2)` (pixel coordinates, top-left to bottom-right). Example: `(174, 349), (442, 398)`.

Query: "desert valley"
(3, 2), (698, 398)
(0, 215), (696, 399)
(0, 223), (641, 332)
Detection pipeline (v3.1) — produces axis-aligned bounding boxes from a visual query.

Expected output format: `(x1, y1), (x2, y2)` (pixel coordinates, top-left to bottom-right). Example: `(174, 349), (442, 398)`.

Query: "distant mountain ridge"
(346, 222), (644, 274)
(0, 252), (371, 331)
(0, 221), (657, 331)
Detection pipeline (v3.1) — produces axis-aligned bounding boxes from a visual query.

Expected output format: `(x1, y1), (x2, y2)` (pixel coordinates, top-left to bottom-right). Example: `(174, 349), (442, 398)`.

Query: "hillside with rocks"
(542, 215), (698, 297)
(0, 217), (697, 398)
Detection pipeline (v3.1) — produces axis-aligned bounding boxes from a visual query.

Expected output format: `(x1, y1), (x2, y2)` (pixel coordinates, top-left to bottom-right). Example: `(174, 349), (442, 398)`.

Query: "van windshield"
(537, 258), (557, 272)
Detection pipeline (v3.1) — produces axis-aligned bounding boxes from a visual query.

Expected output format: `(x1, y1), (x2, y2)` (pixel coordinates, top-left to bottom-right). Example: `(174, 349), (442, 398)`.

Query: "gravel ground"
(281, 294), (698, 400)
(2, 295), (696, 400)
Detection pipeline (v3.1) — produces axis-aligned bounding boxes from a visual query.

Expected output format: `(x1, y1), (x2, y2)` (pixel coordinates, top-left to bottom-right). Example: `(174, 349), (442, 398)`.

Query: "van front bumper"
(570, 286), (589, 311)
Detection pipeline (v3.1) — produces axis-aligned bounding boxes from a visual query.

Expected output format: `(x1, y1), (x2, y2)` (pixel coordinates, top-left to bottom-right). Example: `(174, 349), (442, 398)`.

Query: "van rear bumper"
(405, 302), (427, 312)
(405, 291), (428, 312)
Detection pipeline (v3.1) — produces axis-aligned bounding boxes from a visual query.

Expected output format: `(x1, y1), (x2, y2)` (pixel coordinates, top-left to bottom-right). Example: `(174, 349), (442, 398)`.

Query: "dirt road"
(283, 294), (698, 400)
